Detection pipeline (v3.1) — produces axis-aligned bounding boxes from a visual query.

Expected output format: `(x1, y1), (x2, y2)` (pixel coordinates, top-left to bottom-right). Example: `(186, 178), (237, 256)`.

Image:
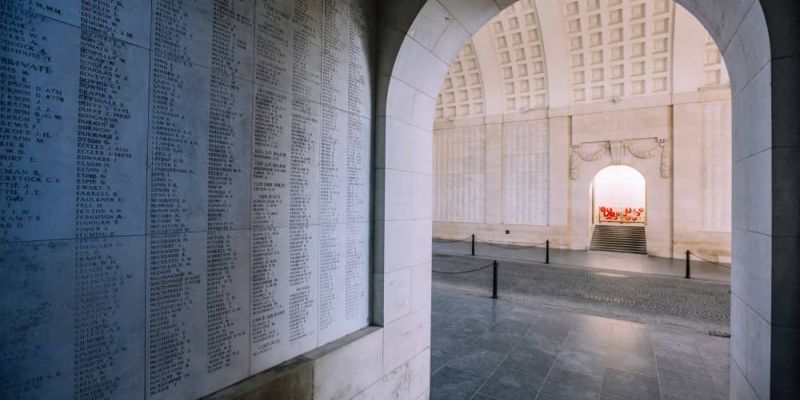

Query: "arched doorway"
(375, 0), (794, 398)
(590, 165), (648, 254)
(591, 165), (647, 226)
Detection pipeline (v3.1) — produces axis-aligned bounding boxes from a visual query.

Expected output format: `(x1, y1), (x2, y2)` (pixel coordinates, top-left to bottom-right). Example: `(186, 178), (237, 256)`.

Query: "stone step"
(590, 225), (647, 254)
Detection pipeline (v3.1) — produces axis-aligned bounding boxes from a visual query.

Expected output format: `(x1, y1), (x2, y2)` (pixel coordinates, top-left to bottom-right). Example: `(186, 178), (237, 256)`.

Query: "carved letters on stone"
(0, 1), (372, 399)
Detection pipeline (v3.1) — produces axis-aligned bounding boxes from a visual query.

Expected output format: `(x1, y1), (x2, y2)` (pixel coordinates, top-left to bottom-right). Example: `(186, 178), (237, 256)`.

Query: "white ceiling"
(435, 0), (730, 121)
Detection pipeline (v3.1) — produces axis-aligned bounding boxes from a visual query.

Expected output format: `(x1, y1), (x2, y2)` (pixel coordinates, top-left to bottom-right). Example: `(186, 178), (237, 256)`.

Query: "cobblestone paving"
(433, 253), (730, 333)
(434, 241), (731, 282)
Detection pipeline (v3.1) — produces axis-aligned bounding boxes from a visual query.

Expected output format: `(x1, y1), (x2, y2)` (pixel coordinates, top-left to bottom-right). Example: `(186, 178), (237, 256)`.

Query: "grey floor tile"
(432, 336), (474, 372)
(655, 349), (711, 379)
(605, 348), (656, 377)
(658, 366), (722, 400)
(450, 317), (494, 339)
(431, 367), (484, 400)
(471, 330), (523, 354)
(478, 362), (545, 400)
(535, 314), (578, 333)
(554, 345), (608, 378)
(601, 368), (659, 400)
(448, 348), (507, 378)
(503, 347), (556, 378)
(490, 318), (532, 337)
(573, 315), (614, 336)
(651, 331), (699, 356)
(537, 368), (603, 400)
(608, 325), (653, 354)
(708, 365), (730, 399)
(695, 336), (730, 359)
(506, 306), (542, 323)
(564, 329), (611, 351)
(517, 330), (566, 356)
(432, 353), (450, 374)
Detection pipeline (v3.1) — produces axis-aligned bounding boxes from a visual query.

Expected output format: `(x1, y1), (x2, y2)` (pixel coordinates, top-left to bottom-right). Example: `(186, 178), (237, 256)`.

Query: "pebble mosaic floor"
(432, 253), (730, 333)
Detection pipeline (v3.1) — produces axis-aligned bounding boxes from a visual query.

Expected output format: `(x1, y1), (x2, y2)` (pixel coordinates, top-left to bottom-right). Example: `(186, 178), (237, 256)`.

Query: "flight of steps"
(590, 224), (647, 254)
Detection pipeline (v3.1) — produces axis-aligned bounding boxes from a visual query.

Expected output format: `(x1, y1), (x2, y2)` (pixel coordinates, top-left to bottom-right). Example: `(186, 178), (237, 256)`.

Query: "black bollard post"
(685, 250), (691, 279)
(492, 260), (498, 299)
(545, 240), (550, 264)
(471, 234), (476, 256)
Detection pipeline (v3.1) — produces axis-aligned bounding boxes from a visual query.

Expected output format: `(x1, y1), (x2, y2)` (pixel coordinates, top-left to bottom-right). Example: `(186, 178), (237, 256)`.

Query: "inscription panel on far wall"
(0, 0), (373, 399)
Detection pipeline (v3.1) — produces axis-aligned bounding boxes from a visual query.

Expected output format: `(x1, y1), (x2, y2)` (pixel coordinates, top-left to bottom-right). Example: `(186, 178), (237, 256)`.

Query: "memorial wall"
(431, 2), (733, 260)
(0, 0), (373, 398)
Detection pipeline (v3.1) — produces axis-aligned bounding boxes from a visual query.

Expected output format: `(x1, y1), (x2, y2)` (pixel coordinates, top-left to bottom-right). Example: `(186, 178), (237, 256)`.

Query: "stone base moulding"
(204, 327), (384, 400)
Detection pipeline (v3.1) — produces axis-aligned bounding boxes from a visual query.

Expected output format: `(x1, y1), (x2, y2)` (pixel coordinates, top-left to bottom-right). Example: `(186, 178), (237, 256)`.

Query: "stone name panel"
(0, 0), (372, 399)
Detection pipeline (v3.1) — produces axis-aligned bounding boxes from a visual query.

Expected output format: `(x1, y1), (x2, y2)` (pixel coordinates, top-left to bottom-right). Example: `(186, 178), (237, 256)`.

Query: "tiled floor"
(433, 241), (730, 283)
(431, 290), (730, 400)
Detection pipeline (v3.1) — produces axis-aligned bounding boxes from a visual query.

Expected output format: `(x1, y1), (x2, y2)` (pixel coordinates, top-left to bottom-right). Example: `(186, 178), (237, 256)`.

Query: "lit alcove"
(591, 165), (646, 225)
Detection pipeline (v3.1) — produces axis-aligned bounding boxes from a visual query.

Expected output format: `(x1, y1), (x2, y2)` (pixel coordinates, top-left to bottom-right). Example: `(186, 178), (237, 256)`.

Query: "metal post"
(492, 260), (498, 299)
(471, 234), (476, 256)
(685, 250), (691, 279)
(545, 240), (550, 264)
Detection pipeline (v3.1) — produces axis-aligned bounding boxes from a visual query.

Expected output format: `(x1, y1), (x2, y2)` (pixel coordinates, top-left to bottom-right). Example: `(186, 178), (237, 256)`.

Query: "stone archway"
(375, 0), (797, 398)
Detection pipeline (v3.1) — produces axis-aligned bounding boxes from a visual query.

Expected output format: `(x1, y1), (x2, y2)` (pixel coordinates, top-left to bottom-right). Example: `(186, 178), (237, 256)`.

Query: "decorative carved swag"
(570, 137), (670, 180)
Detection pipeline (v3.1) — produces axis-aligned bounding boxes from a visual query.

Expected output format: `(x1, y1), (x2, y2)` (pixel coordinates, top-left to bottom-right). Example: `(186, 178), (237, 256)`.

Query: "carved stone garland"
(570, 138), (670, 180)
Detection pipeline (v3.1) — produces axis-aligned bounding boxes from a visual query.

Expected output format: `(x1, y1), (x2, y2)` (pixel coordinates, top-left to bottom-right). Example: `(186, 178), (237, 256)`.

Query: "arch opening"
(378, 0), (782, 398)
(591, 165), (646, 225)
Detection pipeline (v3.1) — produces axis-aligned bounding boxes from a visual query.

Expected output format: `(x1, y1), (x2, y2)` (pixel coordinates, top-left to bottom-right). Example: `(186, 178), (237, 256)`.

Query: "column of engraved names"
(74, 1), (143, 398)
(345, 0), (369, 322)
(0, 5), (70, 241)
(319, 0), (347, 334)
(0, 6), (76, 398)
(288, 1), (321, 345)
(250, 0), (291, 364)
(146, 2), (204, 396)
(206, 1), (251, 375)
(250, 89), (288, 357)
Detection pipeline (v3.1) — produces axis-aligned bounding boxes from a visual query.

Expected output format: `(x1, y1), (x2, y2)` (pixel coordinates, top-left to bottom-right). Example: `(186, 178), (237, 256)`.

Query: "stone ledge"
(202, 357), (313, 400)
(203, 327), (383, 400)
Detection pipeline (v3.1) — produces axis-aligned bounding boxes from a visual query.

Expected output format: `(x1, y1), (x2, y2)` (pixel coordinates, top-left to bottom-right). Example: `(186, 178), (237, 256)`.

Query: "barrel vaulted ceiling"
(435, 43), (485, 120)
(435, 0), (729, 121)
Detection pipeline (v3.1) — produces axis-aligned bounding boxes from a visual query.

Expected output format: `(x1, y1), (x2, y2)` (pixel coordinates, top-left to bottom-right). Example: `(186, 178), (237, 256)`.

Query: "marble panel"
(0, 237), (146, 399)
(1, 0), (373, 398)
(151, 0), (213, 69)
(0, 11), (80, 241)
(147, 57), (211, 234)
(210, 0), (256, 82)
(28, 0), (152, 48)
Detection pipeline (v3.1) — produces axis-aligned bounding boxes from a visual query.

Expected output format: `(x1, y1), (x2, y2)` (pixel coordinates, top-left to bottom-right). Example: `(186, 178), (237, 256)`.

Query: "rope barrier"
(688, 251), (731, 268)
(432, 236), (473, 244)
(481, 241), (548, 250)
(432, 261), (495, 275)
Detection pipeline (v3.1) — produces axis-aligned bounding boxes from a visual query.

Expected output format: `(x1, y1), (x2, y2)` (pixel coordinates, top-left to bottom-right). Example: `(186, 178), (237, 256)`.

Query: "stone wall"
(432, 90), (732, 260)
(0, 0), (377, 399)
(428, 0), (734, 260)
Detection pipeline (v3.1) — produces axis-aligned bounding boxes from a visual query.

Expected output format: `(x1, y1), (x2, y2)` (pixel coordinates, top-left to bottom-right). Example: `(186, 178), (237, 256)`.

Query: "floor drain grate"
(708, 330), (731, 338)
